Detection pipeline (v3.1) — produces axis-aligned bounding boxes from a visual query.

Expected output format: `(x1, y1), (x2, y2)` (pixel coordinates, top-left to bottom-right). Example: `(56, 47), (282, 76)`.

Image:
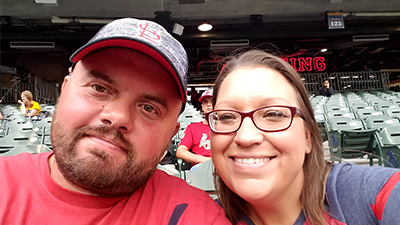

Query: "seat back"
(355, 108), (383, 120)
(340, 129), (377, 159)
(0, 131), (43, 149)
(326, 111), (355, 121)
(351, 103), (372, 112)
(326, 117), (363, 132)
(378, 126), (400, 145)
(0, 145), (52, 157)
(375, 102), (396, 111)
(384, 108), (400, 119)
(364, 115), (400, 130)
(185, 160), (215, 191)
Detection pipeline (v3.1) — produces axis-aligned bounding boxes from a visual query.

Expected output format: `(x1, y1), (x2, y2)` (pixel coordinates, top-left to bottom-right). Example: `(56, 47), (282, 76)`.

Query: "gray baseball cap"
(70, 18), (188, 109)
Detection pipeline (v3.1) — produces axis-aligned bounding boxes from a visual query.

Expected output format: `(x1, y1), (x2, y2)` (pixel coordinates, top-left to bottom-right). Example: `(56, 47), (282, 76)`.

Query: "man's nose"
(99, 101), (133, 132)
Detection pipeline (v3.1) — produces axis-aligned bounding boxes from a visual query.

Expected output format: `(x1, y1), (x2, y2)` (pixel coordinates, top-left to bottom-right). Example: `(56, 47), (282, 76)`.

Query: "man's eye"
(93, 85), (106, 93)
(143, 104), (155, 113)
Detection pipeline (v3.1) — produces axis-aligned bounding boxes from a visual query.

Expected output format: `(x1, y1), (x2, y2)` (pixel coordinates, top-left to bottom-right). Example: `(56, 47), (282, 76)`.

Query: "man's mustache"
(73, 125), (133, 153)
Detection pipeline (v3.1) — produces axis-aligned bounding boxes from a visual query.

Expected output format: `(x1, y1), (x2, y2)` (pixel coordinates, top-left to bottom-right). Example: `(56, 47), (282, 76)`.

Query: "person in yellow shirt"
(18, 90), (41, 117)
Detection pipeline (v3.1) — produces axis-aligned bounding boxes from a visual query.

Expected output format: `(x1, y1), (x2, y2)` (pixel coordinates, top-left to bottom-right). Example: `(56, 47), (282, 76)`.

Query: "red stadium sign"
(282, 57), (326, 72)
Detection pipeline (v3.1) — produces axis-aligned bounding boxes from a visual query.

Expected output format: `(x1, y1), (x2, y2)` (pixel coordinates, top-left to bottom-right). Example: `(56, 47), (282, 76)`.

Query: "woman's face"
(211, 67), (312, 206)
(21, 94), (29, 104)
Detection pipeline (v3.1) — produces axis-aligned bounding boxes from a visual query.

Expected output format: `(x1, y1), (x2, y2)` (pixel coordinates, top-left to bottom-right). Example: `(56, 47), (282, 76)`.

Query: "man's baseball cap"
(69, 18), (188, 111)
(199, 89), (213, 103)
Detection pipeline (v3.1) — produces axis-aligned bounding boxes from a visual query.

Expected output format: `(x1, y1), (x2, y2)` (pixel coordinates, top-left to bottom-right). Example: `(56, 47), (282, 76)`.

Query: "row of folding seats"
(0, 104), (53, 156)
(312, 91), (400, 124)
(310, 90), (400, 167)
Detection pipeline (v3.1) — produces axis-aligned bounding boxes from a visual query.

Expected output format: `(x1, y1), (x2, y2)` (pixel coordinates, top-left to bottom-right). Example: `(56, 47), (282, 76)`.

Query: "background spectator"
(316, 79), (334, 97)
(176, 88), (213, 167)
(18, 90), (41, 117)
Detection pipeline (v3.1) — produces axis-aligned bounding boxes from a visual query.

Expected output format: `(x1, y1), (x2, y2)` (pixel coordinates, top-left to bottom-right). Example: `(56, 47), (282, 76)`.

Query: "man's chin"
(55, 147), (162, 196)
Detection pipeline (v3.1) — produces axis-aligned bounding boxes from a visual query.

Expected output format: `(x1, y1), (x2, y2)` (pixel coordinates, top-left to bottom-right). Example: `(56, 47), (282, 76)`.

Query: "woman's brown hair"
(212, 50), (331, 225)
(21, 90), (33, 102)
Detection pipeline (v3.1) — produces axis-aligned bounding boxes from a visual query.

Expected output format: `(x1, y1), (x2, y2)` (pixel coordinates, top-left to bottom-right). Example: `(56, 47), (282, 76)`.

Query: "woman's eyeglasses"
(205, 105), (304, 134)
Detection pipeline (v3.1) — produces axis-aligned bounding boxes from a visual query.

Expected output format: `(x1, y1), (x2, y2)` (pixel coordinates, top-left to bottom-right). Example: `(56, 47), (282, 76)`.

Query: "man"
(0, 18), (229, 224)
(316, 79), (334, 97)
(176, 89), (213, 166)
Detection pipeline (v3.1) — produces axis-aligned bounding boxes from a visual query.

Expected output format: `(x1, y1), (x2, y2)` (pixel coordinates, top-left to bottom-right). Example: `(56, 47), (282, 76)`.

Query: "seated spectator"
(316, 79), (334, 97)
(176, 89), (213, 166)
(18, 90), (41, 117)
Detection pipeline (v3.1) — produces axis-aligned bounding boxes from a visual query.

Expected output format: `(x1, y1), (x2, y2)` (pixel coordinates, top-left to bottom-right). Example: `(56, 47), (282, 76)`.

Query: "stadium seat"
(351, 103), (372, 112)
(325, 117), (364, 132)
(325, 105), (351, 114)
(374, 102), (398, 111)
(389, 98), (400, 106)
(6, 121), (35, 133)
(363, 115), (400, 130)
(377, 126), (400, 146)
(355, 108), (383, 120)
(184, 160), (215, 192)
(33, 125), (52, 135)
(0, 131), (43, 150)
(326, 111), (355, 121)
(375, 126), (400, 168)
(0, 145), (52, 157)
(325, 117), (381, 164)
(329, 129), (379, 165)
(384, 108), (400, 120)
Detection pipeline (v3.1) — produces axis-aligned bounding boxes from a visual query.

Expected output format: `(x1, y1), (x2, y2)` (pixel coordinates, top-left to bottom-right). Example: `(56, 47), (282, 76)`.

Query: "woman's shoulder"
(326, 163), (400, 223)
(329, 163), (399, 184)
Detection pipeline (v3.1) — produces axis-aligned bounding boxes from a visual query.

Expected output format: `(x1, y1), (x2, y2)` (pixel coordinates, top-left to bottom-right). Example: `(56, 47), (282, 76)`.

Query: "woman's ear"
(305, 128), (312, 154)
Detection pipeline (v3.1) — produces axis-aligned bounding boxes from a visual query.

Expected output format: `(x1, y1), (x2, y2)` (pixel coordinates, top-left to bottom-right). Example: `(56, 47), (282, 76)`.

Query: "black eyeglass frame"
(205, 105), (305, 134)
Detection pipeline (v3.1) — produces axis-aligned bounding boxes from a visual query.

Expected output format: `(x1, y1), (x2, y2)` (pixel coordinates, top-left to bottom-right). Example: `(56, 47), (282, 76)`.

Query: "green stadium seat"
(374, 102), (398, 111)
(355, 108), (383, 120)
(375, 126), (400, 168)
(351, 103), (372, 112)
(326, 117), (364, 132)
(377, 126), (400, 146)
(0, 131), (43, 150)
(384, 108), (400, 120)
(0, 145), (52, 157)
(363, 115), (400, 130)
(326, 111), (355, 121)
(325, 117), (379, 164)
(329, 129), (379, 165)
(184, 160), (215, 192)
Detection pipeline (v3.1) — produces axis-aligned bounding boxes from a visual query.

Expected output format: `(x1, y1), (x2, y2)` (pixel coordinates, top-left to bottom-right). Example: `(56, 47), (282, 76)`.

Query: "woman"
(18, 90), (41, 117)
(206, 50), (400, 224)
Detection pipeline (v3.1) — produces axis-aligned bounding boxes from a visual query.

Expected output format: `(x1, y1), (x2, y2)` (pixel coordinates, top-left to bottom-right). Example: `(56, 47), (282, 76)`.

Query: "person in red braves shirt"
(176, 89), (213, 166)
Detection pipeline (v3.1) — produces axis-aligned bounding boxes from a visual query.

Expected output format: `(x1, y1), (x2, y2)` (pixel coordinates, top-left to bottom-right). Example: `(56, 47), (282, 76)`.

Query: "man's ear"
(61, 75), (71, 92)
(172, 122), (180, 137)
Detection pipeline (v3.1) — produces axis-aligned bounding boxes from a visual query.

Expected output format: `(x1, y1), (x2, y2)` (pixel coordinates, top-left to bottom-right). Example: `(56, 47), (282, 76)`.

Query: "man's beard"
(51, 113), (166, 197)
